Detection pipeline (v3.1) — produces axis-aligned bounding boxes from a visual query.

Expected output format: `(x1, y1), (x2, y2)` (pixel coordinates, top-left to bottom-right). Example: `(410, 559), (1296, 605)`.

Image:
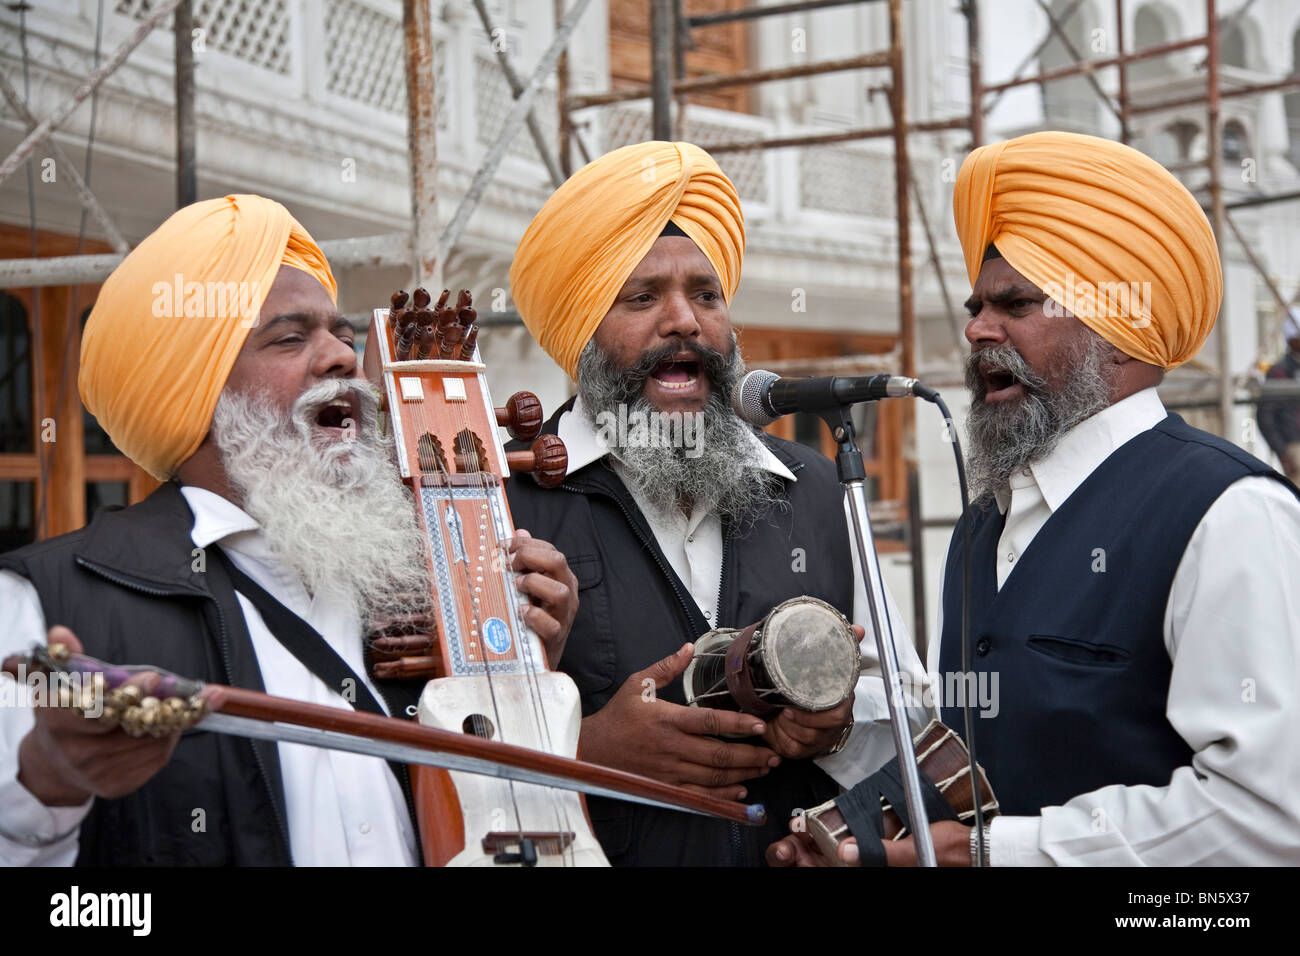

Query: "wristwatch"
(969, 825), (992, 867)
(822, 716), (854, 756)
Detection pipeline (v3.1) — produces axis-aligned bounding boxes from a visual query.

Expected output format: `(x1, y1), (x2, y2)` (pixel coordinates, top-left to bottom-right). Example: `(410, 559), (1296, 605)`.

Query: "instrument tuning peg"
(456, 290), (476, 328)
(505, 434), (567, 489)
(459, 326), (479, 361)
(496, 391), (543, 441)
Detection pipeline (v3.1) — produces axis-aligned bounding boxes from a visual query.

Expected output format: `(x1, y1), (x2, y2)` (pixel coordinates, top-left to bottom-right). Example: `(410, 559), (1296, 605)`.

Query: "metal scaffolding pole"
(568, 51), (892, 109)
(886, 0), (927, 666)
(650, 0), (674, 139)
(703, 117), (968, 154)
(0, 233), (412, 288)
(0, 0), (184, 187)
(1206, 0), (1232, 436)
(0, 71), (128, 254)
(175, 0), (196, 208)
(980, 35), (1205, 95)
(1223, 209), (1297, 331)
(1034, 0), (1125, 128)
(472, 0), (565, 188)
(439, 0), (595, 263)
(556, 0), (573, 177)
(686, 0), (876, 25)
(403, 0), (442, 290)
(1114, 0), (1130, 143)
(966, 0), (983, 146)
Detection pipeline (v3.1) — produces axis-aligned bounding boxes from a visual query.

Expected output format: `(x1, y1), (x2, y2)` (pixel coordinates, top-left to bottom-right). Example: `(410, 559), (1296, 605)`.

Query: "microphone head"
(733, 369), (781, 426)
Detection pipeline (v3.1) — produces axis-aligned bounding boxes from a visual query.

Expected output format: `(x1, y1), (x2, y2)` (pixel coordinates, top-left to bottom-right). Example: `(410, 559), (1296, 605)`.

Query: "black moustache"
(626, 343), (730, 387)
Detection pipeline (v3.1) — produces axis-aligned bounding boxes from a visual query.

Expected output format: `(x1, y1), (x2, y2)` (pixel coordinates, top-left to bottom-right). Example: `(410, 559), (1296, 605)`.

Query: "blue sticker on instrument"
(483, 617), (512, 655)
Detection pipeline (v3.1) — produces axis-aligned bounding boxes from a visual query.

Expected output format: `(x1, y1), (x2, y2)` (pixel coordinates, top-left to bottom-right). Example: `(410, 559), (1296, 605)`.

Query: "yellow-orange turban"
(953, 131), (1221, 370)
(80, 194), (336, 479)
(510, 141), (745, 379)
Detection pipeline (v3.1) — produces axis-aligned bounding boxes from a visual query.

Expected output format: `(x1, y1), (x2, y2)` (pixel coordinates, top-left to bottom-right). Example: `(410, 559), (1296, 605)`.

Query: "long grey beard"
(964, 334), (1113, 504)
(576, 339), (781, 524)
(210, 379), (432, 633)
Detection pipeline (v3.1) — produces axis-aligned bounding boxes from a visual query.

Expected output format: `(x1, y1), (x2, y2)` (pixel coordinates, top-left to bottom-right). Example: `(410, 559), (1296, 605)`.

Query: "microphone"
(732, 369), (939, 426)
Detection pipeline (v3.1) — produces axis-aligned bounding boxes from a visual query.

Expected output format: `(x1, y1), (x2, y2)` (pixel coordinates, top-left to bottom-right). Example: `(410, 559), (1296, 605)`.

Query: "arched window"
(1220, 16), (1261, 71)
(1223, 119), (1249, 163)
(1131, 3), (1179, 83)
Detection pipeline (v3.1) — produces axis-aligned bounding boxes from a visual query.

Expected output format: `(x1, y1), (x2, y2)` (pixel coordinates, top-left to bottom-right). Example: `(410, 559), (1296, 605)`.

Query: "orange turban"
(509, 141), (745, 379)
(953, 131), (1221, 370)
(80, 194), (336, 479)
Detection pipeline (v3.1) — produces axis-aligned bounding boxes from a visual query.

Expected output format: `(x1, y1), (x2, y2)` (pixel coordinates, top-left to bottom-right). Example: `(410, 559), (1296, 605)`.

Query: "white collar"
(558, 394), (798, 483)
(180, 485), (260, 548)
(993, 386), (1167, 515)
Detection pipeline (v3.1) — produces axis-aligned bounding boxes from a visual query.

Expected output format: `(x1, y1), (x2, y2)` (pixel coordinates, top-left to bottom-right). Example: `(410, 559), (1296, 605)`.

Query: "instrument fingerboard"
(418, 463), (542, 678)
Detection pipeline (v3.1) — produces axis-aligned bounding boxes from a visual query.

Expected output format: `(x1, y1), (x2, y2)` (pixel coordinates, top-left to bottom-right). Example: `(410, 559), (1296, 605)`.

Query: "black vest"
(506, 404), (854, 865)
(938, 414), (1297, 815)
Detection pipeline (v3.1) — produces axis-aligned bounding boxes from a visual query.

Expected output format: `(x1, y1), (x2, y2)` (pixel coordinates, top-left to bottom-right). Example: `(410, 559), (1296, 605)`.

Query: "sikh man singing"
(505, 141), (928, 866)
(768, 131), (1300, 867)
(0, 195), (578, 866)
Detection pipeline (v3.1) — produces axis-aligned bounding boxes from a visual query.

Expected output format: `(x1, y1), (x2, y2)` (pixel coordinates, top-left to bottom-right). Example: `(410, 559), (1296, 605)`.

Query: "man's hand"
(762, 622), (862, 759)
(508, 529), (579, 670)
(16, 627), (182, 807)
(579, 643), (781, 800)
(768, 820), (974, 867)
(762, 694), (854, 760)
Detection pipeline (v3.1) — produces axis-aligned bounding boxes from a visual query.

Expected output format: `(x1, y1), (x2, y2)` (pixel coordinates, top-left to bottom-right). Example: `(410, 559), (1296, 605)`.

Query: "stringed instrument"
(362, 287), (602, 866)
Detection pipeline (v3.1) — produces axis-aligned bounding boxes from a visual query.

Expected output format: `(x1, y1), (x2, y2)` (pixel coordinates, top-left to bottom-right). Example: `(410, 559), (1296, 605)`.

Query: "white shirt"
(560, 397), (929, 787)
(0, 486), (418, 867)
(934, 388), (1300, 865)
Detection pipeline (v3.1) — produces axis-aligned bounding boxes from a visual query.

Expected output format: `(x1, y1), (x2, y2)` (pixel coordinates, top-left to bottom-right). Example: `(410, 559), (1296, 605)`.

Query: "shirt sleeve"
(0, 570), (90, 866)
(988, 476), (1300, 865)
(816, 501), (935, 788)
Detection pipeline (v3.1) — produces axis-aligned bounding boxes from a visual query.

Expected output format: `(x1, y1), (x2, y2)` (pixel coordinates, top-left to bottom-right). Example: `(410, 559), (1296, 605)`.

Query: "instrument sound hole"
(463, 714), (495, 739)
(417, 433), (448, 473)
(454, 428), (489, 473)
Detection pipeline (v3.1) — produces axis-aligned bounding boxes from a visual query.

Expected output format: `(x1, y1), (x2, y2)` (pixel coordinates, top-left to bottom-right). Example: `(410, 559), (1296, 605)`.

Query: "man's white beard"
(210, 380), (431, 633)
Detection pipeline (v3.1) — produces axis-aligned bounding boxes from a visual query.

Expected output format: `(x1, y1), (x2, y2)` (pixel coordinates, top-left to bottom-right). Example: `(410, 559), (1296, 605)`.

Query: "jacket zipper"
(74, 556), (295, 865)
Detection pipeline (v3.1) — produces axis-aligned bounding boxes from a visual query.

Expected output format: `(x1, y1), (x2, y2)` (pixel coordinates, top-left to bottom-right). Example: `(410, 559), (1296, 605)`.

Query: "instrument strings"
(407, 383), (524, 844)
(448, 361), (578, 865)
(400, 313), (575, 863)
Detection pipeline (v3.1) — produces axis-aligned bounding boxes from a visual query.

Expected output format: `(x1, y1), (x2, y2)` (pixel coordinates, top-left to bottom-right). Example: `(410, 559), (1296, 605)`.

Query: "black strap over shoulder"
(834, 753), (961, 867)
(211, 547), (421, 847)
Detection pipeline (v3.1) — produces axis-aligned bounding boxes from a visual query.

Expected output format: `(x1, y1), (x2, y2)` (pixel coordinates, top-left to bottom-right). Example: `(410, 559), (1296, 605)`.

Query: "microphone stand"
(820, 401), (937, 868)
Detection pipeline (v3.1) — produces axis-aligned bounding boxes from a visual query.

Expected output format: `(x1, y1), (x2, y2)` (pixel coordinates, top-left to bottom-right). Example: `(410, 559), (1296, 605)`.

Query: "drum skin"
(684, 596), (859, 715)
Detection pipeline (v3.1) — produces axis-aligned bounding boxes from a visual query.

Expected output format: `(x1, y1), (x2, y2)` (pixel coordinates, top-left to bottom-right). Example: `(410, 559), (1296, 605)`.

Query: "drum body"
(683, 596), (859, 716)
